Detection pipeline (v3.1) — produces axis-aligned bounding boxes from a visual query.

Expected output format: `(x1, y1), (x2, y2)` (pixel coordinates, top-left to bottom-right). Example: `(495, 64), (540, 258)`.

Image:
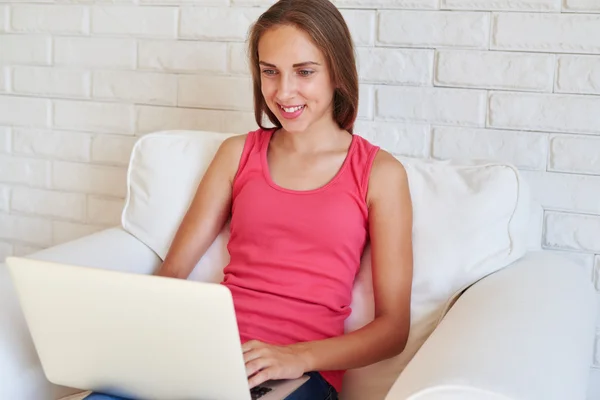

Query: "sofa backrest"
(121, 130), (535, 400)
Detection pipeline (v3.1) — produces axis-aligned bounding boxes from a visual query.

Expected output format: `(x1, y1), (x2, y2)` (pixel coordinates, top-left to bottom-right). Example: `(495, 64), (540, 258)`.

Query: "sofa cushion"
(121, 130), (532, 399)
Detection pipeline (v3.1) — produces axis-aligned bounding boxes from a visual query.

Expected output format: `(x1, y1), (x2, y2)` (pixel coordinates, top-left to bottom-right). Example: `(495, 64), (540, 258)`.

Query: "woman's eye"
(298, 70), (314, 77)
(261, 69), (276, 76)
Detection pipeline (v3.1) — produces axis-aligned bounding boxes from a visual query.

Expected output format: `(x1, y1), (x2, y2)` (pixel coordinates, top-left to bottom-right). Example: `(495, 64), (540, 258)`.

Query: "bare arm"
(156, 135), (247, 279)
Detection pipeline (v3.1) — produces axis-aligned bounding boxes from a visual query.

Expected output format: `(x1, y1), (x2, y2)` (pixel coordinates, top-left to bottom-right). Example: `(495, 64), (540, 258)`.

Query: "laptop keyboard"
(250, 386), (273, 399)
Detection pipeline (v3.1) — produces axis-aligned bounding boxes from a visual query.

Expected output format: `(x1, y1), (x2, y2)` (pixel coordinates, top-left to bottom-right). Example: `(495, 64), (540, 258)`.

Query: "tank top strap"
(232, 128), (273, 199)
(342, 134), (380, 201)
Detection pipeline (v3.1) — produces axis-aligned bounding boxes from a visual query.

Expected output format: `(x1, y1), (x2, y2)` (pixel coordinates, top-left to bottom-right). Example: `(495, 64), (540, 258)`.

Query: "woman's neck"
(274, 118), (350, 154)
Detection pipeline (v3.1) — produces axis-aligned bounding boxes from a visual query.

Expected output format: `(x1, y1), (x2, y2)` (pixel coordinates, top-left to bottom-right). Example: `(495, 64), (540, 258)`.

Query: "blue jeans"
(84, 371), (338, 400)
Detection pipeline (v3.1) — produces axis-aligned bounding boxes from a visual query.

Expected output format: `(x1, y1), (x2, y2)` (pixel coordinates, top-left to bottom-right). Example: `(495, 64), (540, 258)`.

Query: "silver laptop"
(6, 257), (309, 400)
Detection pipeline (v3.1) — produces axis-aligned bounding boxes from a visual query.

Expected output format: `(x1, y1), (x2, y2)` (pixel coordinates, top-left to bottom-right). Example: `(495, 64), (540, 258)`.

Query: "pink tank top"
(221, 128), (379, 392)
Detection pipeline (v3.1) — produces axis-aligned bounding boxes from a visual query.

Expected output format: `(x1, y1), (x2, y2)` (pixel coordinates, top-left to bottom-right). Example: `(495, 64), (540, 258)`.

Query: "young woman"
(86, 0), (413, 399)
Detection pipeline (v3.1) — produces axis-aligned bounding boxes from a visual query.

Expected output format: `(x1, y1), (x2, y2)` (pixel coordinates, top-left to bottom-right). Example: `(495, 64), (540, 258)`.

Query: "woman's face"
(258, 24), (336, 134)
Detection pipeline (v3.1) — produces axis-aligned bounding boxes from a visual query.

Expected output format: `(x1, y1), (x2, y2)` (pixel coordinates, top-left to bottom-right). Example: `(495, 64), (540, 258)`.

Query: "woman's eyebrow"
(258, 61), (321, 68)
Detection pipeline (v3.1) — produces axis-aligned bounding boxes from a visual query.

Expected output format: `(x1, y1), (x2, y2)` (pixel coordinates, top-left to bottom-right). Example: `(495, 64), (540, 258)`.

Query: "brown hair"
(247, 0), (359, 133)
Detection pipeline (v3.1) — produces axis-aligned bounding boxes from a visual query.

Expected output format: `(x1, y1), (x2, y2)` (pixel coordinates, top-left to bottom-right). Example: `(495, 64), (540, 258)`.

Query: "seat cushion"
(121, 130), (533, 399)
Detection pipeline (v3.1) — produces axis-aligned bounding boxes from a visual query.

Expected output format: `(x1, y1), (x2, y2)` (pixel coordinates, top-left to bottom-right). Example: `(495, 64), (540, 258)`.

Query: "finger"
(243, 348), (266, 364)
(245, 358), (270, 378)
(248, 369), (271, 389)
(242, 340), (261, 353)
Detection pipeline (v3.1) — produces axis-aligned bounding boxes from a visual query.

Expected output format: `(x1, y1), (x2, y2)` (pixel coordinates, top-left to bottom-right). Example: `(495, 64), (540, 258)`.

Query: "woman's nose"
(276, 74), (297, 100)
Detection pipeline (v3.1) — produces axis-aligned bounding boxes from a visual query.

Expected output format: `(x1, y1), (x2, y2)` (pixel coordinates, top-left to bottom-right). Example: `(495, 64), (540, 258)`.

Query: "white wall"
(0, 0), (599, 395)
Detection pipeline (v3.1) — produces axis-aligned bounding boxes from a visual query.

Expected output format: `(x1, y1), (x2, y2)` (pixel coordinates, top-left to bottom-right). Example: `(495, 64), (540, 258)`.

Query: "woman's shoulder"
(371, 149), (407, 182)
(217, 127), (271, 178)
(366, 149), (410, 205)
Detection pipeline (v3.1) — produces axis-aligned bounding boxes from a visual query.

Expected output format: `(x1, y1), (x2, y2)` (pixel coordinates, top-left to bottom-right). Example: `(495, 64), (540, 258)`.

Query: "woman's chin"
(278, 117), (308, 134)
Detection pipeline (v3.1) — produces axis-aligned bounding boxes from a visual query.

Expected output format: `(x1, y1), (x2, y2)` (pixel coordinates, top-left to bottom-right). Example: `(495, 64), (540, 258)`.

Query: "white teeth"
(281, 105), (304, 113)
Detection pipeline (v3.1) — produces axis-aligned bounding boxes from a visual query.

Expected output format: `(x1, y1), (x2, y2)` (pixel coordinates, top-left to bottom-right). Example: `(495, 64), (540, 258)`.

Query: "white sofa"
(1, 130), (597, 400)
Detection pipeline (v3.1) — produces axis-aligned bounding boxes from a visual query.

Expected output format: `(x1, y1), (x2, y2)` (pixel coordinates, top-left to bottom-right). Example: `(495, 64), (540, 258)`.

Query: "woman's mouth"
(278, 103), (305, 120)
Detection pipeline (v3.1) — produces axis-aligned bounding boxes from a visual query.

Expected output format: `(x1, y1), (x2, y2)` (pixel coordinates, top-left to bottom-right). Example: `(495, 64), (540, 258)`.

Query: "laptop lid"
(6, 256), (253, 400)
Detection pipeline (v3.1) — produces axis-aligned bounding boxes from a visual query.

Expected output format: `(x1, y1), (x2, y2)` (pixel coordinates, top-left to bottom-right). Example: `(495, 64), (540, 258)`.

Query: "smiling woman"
(84, 1), (413, 400)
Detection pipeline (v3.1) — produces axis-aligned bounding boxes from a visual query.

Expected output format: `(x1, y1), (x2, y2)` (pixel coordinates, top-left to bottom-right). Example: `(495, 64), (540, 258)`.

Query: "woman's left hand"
(242, 340), (310, 388)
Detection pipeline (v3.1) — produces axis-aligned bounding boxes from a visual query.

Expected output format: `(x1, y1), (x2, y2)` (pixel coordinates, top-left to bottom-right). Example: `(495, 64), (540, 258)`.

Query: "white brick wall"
(0, 1), (599, 397)
(10, 5), (88, 34)
(556, 55), (600, 95)
(12, 128), (91, 161)
(12, 66), (91, 98)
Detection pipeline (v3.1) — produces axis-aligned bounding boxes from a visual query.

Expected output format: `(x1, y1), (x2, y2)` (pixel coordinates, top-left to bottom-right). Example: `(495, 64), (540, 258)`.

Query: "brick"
(93, 70), (176, 106)
(91, 6), (177, 38)
(229, 42), (249, 74)
(0, 184), (9, 212)
(492, 13), (600, 54)
(358, 47), (433, 85)
(12, 128), (91, 162)
(378, 11), (489, 49)
(354, 121), (430, 157)
(91, 135), (136, 166)
(358, 84), (374, 120)
(52, 221), (105, 246)
(527, 202), (544, 250)
(432, 127), (547, 170)
(179, 7), (263, 40)
(139, 40), (227, 73)
(0, 66), (8, 92)
(12, 187), (86, 220)
(440, 0), (559, 11)
(53, 161), (127, 197)
(0, 126), (10, 153)
(13, 244), (43, 256)
(0, 155), (50, 187)
(0, 35), (51, 65)
(0, 241), (12, 261)
(549, 135), (600, 175)
(12, 66), (91, 98)
(544, 212), (600, 253)
(0, 95), (49, 128)
(563, 0), (600, 12)
(376, 86), (486, 126)
(595, 256), (600, 291)
(556, 55), (600, 95)
(340, 10), (376, 47)
(178, 75), (253, 111)
(0, 6), (7, 32)
(53, 100), (135, 135)
(87, 196), (124, 225)
(596, 300), (600, 334)
(135, 105), (257, 135)
(435, 50), (554, 92)
(596, 334), (600, 366)
(0, 213), (52, 246)
(230, 0), (279, 5)
(141, 0), (226, 4)
(54, 37), (136, 69)
(333, 0), (438, 9)
(488, 92), (600, 135)
(521, 171), (600, 215)
(10, 5), (87, 34)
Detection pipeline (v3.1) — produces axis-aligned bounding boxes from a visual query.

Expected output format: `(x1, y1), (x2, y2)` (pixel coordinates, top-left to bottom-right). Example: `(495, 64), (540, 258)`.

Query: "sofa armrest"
(0, 228), (161, 400)
(385, 251), (597, 400)
(28, 227), (162, 273)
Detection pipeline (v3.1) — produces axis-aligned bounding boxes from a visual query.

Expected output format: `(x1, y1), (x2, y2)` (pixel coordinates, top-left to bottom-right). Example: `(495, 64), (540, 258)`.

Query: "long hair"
(247, 0), (359, 133)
